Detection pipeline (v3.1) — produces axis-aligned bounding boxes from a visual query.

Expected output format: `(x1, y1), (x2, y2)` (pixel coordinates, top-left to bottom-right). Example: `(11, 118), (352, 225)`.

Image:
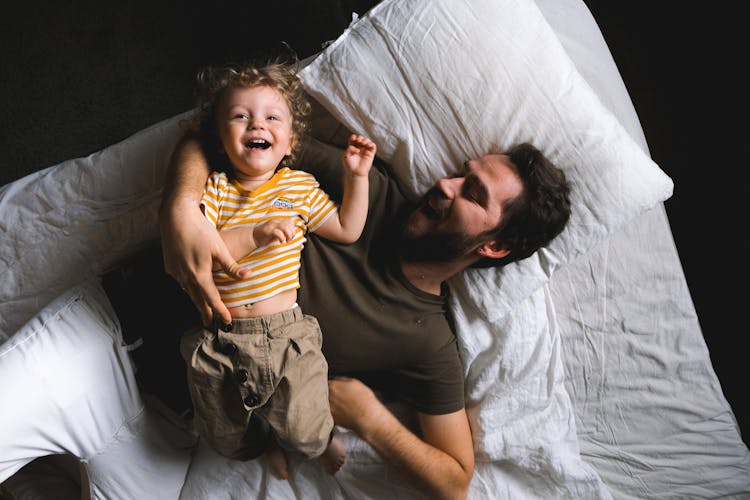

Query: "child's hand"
(342, 134), (377, 177)
(253, 218), (296, 247)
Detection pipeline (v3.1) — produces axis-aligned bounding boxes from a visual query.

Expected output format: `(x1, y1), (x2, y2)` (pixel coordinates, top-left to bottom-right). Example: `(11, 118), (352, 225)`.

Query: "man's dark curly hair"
(188, 58), (311, 175)
(472, 143), (572, 268)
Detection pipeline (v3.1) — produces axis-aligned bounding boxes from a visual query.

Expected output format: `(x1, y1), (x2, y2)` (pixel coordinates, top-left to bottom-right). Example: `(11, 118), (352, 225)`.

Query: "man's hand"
(328, 377), (389, 436)
(159, 198), (249, 326)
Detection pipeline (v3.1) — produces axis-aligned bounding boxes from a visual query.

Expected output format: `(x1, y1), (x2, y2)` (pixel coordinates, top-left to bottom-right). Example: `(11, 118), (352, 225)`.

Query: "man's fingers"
(197, 274), (232, 326)
(214, 244), (249, 280)
(182, 280), (212, 326)
(183, 277), (231, 326)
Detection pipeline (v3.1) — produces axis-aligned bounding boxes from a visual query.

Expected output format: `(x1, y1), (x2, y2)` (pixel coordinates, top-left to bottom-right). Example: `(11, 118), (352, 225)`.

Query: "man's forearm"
(158, 133), (235, 325)
(329, 377), (474, 499)
(160, 135), (211, 214)
(359, 407), (473, 500)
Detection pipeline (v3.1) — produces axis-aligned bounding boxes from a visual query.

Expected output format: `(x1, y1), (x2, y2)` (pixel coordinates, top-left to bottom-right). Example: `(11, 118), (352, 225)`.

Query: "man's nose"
(437, 176), (461, 199)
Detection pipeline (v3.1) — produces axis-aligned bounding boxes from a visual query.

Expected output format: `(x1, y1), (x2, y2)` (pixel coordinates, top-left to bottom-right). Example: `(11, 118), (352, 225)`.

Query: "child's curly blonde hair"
(190, 59), (311, 174)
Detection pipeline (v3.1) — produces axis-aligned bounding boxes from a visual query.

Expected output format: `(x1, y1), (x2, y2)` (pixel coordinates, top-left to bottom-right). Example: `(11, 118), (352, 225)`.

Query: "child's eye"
(233, 113), (248, 120)
(268, 115), (279, 121)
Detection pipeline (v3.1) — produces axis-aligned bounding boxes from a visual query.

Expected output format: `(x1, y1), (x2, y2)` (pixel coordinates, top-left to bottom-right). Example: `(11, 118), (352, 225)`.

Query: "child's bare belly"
(228, 289), (298, 318)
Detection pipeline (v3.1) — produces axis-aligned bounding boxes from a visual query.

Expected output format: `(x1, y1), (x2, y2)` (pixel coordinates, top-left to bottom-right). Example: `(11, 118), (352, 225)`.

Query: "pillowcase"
(0, 280), (142, 482)
(299, 0), (673, 321)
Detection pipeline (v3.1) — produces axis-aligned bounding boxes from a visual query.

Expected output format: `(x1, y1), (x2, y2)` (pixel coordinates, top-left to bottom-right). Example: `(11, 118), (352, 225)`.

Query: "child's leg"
(181, 325), (256, 459)
(264, 434), (290, 480)
(318, 429), (346, 475)
(263, 314), (340, 469)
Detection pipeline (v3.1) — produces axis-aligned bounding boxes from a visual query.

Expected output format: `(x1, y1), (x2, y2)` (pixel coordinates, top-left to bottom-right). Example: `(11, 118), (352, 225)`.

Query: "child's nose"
(249, 117), (265, 129)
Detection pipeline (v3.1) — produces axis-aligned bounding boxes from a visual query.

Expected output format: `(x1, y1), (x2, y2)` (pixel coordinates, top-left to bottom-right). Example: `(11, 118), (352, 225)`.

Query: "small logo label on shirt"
(272, 197), (294, 209)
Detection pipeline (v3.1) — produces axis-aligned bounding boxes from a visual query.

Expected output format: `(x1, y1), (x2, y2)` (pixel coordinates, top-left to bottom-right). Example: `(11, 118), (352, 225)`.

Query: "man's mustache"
(417, 187), (448, 221)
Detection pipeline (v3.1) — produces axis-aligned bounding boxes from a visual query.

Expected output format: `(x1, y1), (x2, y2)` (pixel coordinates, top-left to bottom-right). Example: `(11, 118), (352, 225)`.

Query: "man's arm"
(159, 135), (247, 326)
(328, 377), (474, 500)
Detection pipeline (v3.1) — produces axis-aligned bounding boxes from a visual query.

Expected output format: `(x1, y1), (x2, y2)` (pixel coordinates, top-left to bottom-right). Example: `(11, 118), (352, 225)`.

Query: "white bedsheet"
(543, 1), (749, 496)
(555, 205), (750, 498)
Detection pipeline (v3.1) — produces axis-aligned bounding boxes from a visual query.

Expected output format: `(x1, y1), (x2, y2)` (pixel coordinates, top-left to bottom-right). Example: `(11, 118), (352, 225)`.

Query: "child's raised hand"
(253, 217), (296, 247)
(342, 134), (377, 177)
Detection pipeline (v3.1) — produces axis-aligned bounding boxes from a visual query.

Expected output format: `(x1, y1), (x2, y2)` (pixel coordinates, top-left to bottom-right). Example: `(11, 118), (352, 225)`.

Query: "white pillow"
(0, 280), (141, 482)
(299, 0), (673, 321)
(0, 279), (195, 497)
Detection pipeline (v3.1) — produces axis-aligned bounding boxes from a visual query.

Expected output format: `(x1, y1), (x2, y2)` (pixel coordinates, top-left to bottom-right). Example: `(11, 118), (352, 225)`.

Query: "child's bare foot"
(318, 434), (346, 475)
(265, 439), (290, 480)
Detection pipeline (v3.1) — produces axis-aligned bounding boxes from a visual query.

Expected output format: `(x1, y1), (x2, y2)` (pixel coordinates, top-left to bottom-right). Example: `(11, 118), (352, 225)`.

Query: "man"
(159, 133), (570, 499)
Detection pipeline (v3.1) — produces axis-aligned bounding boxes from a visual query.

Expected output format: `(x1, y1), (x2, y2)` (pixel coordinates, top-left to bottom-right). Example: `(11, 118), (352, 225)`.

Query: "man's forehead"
(476, 154), (522, 203)
(479, 153), (511, 167)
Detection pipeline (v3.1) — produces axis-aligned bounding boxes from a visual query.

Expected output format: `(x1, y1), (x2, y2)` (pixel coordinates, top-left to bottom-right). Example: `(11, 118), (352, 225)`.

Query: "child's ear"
(477, 239), (509, 260)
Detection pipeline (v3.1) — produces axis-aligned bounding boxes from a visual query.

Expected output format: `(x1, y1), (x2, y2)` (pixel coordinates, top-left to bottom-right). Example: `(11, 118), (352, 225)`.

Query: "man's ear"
(477, 239), (510, 259)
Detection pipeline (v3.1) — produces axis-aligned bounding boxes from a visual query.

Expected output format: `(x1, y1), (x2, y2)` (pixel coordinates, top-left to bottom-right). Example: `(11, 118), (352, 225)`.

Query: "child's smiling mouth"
(245, 139), (271, 150)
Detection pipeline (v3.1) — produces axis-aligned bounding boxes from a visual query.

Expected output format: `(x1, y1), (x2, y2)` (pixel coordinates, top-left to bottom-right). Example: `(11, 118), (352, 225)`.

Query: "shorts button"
(222, 342), (238, 355)
(244, 393), (259, 406)
(235, 369), (248, 383)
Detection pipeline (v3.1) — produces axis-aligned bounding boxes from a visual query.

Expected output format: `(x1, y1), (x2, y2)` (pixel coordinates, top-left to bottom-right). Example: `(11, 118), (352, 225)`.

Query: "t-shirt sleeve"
(306, 184), (338, 232)
(402, 337), (465, 415)
(352, 317), (465, 415)
(200, 173), (222, 226)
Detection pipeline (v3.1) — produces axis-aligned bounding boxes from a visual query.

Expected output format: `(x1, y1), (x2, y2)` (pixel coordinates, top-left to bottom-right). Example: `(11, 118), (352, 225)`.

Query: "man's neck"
(399, 258), (469, 295)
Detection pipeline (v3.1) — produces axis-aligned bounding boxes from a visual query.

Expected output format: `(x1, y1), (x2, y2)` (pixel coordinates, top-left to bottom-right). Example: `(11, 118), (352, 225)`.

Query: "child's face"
(216, 85), (294, 181)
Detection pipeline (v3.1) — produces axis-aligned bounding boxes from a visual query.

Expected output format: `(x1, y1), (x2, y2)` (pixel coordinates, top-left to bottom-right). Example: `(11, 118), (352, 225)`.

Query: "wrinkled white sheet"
(553, 206), (750, 498)
(542, 1), (750, 496)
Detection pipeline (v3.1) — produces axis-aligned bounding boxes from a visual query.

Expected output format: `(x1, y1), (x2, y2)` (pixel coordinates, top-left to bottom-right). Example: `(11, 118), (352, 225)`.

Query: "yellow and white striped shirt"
(201, 167), (337, 307)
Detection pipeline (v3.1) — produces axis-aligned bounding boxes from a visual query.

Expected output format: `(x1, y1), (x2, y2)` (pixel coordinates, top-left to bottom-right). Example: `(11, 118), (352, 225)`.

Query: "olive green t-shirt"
(298, 151), (464, 415)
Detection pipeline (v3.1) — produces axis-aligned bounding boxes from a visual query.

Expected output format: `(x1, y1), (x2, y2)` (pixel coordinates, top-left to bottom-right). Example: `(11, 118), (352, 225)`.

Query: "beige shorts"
(180, 306), (332, 459)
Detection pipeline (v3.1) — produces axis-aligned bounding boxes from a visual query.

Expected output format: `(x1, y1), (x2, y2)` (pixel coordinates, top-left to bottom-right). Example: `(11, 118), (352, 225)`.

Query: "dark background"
(1, 1), (746, 444)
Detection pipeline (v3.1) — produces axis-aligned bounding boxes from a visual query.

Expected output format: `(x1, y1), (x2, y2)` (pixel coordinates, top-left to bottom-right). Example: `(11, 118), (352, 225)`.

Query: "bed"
(1, 0), (748, 498)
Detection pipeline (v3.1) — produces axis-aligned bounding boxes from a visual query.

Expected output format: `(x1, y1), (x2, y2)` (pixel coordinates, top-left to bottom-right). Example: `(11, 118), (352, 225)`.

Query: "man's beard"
(398, 231), (481, 262)
(398, 187), (481, 262)
(398, 218), (488, 262)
